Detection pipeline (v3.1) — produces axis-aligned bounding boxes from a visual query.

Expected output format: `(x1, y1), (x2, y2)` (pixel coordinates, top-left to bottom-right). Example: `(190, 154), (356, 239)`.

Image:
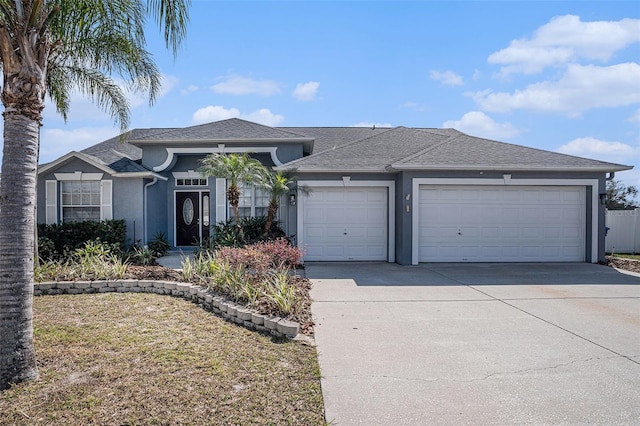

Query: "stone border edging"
(34, 279), (301, 339)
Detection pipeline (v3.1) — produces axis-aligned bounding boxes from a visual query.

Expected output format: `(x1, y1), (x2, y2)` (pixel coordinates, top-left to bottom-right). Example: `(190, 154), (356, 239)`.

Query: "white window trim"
(215, 178), (227, 224)
(54, 171), (104, 181)
(45, 180), (57, 224)
(54, 179), (112, 222)
(411, 178), (599, 265)
(297, 180), (396, 263)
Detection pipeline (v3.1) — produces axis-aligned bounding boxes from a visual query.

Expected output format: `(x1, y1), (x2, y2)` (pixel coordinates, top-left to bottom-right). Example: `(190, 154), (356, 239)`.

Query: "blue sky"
(7, 1), (640, 188)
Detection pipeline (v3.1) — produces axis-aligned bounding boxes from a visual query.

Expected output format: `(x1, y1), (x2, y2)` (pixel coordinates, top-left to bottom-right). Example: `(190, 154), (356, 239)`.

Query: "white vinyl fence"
(605, 209), (640, 254)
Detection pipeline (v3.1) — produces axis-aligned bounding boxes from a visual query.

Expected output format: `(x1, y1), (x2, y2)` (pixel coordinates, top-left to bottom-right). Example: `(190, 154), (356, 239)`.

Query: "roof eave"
(274, 166), (392, 173)
(390, 164), (634, 173)
(38, 151), (115, 175)
(112, 172), (168, 180)
(129, 137), (314, 146)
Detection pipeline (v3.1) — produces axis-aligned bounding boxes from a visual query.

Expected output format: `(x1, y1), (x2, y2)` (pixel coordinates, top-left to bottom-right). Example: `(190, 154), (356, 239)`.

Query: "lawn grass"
(608, 253), (640, 260)
(0, 293), (324, 425)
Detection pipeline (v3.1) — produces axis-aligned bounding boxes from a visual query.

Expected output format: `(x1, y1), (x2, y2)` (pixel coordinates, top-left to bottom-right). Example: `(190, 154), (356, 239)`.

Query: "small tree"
(606, 179), (638, 210)
(261, 171), (310, 235)
(198, 153), (266, 224)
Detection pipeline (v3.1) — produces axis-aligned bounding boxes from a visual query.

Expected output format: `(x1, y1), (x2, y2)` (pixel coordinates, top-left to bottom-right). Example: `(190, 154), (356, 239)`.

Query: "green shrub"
(209, 217), (286, 249)
(37, 219), (126, 262)
(148, 232), (170, 257)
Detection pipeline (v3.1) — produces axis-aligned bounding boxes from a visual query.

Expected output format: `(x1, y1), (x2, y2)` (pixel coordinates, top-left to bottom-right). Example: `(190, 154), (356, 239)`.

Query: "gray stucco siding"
(145, 179), (168, 245)
(112, 178), (145, 246)
(138, 142), (306, 171)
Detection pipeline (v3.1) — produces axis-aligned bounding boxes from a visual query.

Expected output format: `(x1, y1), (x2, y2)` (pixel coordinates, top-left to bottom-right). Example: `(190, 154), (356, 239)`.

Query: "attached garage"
(299, 185), (393, 261)
(417, 185), (586, 262)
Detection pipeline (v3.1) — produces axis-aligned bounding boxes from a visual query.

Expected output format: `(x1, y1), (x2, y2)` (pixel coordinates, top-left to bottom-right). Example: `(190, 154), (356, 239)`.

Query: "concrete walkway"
(307, 262), (640, 425)
(156, 250), (194, 269)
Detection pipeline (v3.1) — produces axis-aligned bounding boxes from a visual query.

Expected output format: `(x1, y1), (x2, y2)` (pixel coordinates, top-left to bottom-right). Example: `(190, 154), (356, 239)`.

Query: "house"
(36, 118), (632, 264)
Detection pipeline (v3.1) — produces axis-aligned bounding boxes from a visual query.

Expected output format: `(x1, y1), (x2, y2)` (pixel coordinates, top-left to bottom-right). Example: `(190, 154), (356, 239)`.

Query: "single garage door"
(418, 185), (586, 262)
(302, 187), (388, 261)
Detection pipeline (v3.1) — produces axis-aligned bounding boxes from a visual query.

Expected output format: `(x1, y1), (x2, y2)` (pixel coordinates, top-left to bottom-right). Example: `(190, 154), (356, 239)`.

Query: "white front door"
(302, 187), (388, 261)
(418, 185), (586, 262)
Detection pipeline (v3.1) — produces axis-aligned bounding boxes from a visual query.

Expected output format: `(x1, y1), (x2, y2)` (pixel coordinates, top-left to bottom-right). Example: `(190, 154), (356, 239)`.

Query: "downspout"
(606, 172), (615, 181)
(144, 177), (159, 245)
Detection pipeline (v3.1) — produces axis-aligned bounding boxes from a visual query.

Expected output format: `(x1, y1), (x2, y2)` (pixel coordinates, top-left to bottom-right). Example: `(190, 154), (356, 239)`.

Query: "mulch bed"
(606, 256), (640, 274)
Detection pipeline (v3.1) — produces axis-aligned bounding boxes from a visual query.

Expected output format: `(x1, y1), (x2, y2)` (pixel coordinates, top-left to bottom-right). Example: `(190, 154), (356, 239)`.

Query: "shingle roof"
(278, 127), (450, 172)
(69, 120), (630, 175)
(278, 126), (391, 153)
(277, 126), (630, 173)
(80, 128), (167, 173)
(130, 118), (311, 143)
(393, 132), (629, 171)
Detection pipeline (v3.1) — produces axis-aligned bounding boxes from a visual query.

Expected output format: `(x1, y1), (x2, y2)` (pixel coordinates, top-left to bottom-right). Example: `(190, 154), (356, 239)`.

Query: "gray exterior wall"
(138, 142), (305, 170)
(112, 177), (144, 246)
(145, 178), (168, 245)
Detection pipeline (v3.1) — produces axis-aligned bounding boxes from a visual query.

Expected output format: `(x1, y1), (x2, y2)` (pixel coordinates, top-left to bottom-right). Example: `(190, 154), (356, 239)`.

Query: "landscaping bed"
(35, 239), (316, 336)
(607, 256), (640, 274)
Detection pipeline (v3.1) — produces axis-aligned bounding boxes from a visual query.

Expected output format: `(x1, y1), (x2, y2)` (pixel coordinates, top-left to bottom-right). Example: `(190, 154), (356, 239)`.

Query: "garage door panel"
(303, 187), (388, 261)
(419, 185), (585, 262)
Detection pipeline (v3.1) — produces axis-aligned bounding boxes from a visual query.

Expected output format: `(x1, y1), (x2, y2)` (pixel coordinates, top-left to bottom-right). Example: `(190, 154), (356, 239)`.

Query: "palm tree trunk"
(0, 112), (40, 390)
(264, 200), (279, 235)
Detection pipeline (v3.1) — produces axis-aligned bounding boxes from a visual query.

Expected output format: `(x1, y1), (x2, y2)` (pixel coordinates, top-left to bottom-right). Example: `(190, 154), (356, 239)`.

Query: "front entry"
(175, 191), (210, 246)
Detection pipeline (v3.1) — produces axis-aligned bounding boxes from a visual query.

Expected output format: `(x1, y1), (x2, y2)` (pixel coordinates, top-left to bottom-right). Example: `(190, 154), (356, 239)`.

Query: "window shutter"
(45, 180), (57, 224)
(215, 178), (227, 224)
(101, 180), (113, 220)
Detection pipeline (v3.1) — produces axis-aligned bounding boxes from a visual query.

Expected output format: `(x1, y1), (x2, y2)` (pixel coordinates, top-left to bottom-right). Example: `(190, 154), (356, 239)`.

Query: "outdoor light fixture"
(599, 193), (607, 205)
(289, 193), (297, 206)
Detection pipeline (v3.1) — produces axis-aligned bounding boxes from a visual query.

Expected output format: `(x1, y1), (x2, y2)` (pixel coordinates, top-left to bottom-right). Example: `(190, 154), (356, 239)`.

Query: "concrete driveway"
(307, 262), (640, 425)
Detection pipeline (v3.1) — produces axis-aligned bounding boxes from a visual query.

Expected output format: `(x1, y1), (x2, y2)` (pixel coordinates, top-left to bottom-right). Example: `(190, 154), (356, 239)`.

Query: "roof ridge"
(301, 126), (398, 158)
(391, 132), (455, 165)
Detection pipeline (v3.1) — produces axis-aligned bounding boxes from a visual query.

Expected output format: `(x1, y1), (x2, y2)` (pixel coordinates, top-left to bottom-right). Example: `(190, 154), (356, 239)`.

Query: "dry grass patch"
(0, 293), (324, 425)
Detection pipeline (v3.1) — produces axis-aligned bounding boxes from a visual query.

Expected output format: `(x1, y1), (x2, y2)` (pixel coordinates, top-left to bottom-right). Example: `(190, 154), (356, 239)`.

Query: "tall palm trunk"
(0, 25), (48, 389)
(0, 113), (41, 389)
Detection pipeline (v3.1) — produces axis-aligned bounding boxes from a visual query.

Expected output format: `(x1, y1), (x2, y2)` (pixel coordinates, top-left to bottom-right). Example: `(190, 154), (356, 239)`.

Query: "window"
(234, 183), (270, 218)
(176, 178), (207, 186)
(61, 181), (101, 222)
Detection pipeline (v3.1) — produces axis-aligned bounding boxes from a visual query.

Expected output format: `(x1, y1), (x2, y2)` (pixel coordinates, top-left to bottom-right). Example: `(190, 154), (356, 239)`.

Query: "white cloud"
(627, 109), (640, 124)
(489, 15), (640, 75)
(442, 111), (521, 140)
(192, 105), (241, 123)
(429, 70), (464, 86)
(472, 63), (640, 116)
(181, 84), (199, 95)
(472, 69), (481, 81)
(350, 121), (392, 128)
(192, 105), (284, 126)
(556, 137), (638, 165)
(211, 75), (281, 96)
(241, 108), (284, 126)
(292, 81), (320, 101)
(39, 127), (120, 163)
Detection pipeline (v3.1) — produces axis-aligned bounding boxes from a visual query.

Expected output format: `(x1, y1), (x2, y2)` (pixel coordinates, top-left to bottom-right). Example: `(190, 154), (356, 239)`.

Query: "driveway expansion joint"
(467, 285), (640, 367)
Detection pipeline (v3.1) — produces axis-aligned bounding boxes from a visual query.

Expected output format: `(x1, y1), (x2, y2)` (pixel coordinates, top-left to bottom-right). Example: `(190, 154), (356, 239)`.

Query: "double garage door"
(418, 185), (586, 262)
(301, 184), (586, 262)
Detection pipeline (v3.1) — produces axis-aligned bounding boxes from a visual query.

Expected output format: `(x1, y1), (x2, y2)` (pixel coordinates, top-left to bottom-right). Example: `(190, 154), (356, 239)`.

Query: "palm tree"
(0, 0), (190, 390)
(261, 171), (309, 235)
(198, 152), (267, 224)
